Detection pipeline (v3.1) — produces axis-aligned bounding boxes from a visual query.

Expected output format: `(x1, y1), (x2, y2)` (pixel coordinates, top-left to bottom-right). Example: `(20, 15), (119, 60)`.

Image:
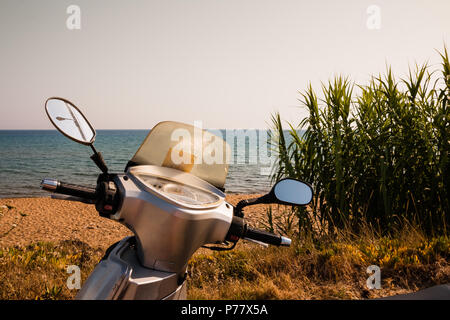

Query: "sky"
(0, 0), (449, 129)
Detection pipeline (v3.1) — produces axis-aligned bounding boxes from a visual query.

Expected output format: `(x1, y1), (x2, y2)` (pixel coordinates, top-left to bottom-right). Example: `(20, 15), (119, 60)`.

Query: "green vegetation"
(270, 47), (450, 237)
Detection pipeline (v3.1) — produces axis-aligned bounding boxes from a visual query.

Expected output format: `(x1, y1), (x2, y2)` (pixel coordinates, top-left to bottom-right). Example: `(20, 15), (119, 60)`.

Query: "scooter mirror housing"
(45, 97), (96, 146)
(234, 178), (313, 217)
(45, 97), (109, 174)
(271, 178), (313, 206)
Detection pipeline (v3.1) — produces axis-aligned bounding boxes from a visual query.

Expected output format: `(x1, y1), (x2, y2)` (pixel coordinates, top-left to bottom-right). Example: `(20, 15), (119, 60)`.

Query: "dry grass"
(187, 230), (450, 300)
(0, 241), (102, 300)
(0, 231), (448, 300)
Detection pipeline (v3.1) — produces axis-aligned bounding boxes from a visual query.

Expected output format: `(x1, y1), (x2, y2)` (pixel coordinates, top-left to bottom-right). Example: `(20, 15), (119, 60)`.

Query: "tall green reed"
(271, 47), (450, 237)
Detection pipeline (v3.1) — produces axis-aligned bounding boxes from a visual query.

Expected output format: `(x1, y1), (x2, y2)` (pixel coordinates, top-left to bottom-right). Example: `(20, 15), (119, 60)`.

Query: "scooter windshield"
(127, 121), (231, 190)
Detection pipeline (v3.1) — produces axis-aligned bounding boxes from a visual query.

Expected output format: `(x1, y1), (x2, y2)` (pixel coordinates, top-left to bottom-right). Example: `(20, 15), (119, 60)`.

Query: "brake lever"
(243, 237), (269, 248)
(202, 241), (237, 251)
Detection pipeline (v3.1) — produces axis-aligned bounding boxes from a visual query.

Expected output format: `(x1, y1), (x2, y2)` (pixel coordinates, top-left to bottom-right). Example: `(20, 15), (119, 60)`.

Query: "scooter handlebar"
(226, 216), (291, 247)
(245, 227), (291, 247)
(41, 178), (97, 200)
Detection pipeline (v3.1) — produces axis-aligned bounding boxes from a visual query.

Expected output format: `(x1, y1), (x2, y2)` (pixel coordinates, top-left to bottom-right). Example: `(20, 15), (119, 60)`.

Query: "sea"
(0, 129), (289, 198)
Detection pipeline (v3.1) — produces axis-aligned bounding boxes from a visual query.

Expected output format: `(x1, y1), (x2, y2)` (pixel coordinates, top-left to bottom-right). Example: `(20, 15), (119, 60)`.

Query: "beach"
(0, 194), (271, 249)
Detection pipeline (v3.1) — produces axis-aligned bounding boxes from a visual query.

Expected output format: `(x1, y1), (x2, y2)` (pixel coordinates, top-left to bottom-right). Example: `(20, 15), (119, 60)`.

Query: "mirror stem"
(234, 194), (271, 217)
(90, 144), (109, 174)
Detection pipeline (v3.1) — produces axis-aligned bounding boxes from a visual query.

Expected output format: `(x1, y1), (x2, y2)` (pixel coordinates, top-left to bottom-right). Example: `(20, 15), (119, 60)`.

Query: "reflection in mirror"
(273, 178), (313, 205)
(45, 98), (95, 145)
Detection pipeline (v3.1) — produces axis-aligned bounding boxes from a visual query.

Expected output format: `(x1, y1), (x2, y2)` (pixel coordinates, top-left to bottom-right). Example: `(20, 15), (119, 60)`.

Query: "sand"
(0, 194), (280, 249)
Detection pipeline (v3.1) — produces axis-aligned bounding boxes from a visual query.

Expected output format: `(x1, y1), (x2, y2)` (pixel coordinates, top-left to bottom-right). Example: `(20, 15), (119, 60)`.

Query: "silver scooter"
(40, 97), (314, 300)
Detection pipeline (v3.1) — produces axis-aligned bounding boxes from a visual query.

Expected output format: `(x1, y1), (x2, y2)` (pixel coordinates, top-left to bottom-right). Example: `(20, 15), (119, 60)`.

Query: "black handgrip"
(244, 227), (291, 247)
(57, 182), (97, 200)
(41, 179), (97, 200)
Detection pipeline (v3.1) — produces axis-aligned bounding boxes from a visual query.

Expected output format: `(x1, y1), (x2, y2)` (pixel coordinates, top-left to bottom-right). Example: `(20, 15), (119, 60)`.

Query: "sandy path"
(0, 194), (281, 249)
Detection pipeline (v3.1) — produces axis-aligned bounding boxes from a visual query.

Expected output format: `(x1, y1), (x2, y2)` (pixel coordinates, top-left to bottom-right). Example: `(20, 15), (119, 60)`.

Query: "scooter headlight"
(134, 174), (221, 207)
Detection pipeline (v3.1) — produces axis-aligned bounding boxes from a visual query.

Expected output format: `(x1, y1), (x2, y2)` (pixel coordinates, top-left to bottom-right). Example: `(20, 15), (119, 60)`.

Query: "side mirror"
(45, 97), (108, 173)
(234, 178), (313, 217)
(271, 178), (313, 206)
(45, 97), (96, 145)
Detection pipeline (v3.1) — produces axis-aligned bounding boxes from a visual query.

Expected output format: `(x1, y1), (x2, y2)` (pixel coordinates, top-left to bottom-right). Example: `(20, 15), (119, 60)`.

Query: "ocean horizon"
(0, 129), (296, 198)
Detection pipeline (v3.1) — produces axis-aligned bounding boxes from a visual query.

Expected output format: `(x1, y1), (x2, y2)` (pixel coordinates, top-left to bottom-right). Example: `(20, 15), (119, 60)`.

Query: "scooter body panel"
(110, 165), (234, 273)
(76, 237), (186, 300)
